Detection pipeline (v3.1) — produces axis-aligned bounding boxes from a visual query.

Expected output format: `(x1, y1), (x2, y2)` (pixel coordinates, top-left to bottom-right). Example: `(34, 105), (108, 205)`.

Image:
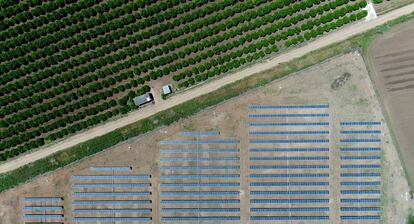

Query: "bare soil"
(0, 53), (409, 223)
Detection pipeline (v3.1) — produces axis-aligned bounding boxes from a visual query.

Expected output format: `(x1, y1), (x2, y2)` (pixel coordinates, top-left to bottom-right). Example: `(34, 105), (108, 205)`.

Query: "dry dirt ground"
(2, 4), (414, 175)
(373, 0), (414, 14)
(0, 53), (410, 224)
(367, 19), (414, 188)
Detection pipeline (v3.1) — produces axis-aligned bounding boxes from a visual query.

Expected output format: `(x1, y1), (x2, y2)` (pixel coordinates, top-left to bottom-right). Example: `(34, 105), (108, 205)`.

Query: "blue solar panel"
(250, 122), (329, 126)
(250, 216), (329, 220)
(24, 197), (63, 202)
(161, 217), (240, 221)
(161, 183), (240, 187)
(249, 131), (329, 135)
(341, 164), (381, 169)
(90, 166), (131, 171)
(340, 181), (381, 186)
(250, 190), (329, 195)
(160, 157), (240, 162)
(251, 207), (329, 212)
(250, 139), (329, 144)
(250, 148), (329, 152)
(340, 147), (381, 152)
(250, 173), (329, 178)
(251, 199), (329, 204)
(72, 200), (151, 205)
(341, 190), (381, 194)
(161, 174), (240, 179)
(177, 131), (220, 136)
(72, 192), (151, 197)
(72, 175), (150, 180)
(72, 183), (150, 188)
(341, 156), (381, 160)
(249, 113), (329, 118)
(340, 139), (381, 143)
(340, 207), (381, 212)
(340, 130), (381, 134)
(251, 165), (329, 169)
(73, 209), (152, 214)
(159, 140), (240, 145)
(161, 165), (240, 170)
(341, 173), (381, 177)
(250, 182), (329, 186)
(161, 191), (239, 196)
(24, 206), (63, 211)
(24, 214), (64, 220)
(161, 208), (240, 213)
(73, 217), (151, 222)
(340, 122), (381, 126)
(341, 198), (381, 203)
(249, 104), (329, 109)
(161, 199), (240, 204)
(250, 156), (329, 161)
(341, 216), (381, 220)
(160, 149), (239, 153)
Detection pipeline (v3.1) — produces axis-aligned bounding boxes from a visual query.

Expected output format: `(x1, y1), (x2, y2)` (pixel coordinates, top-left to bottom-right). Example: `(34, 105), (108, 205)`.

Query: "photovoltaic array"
(23, 197), (64, 224)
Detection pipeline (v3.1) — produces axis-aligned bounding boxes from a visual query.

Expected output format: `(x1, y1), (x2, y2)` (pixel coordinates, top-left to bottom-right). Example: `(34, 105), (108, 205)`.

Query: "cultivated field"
(367, 19), (414, 186)
(372, 0), (414, 14)
(0, 0), (369, 161)
(0, 53), (409, 223)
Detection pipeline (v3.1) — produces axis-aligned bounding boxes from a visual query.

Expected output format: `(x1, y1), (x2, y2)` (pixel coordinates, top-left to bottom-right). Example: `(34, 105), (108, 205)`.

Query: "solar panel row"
(161, 199), (240, 204)
(161, 191), (240, 196)
(250, 190), (329, 195)
(160, 149), (240, 153)
(160, 157), (240, 162)
(250, 182), (329, 187)
(161, 183), (240, 187)
(72, 183), (150, 188)
(90, 166), (132, 171)
(161, 174), (240, 179)
(249, 122), (329, 126)
(249, 104), (329, 109)
(161, 208), (240, 213)
(72, 175), (150, 180)
(159, 140), (240, 145)
(161, 165), (240, 170)
(250, 156), (329, 161)
(250, 173), (329, 178)
(250, 216), (329, 220)
(72, 192), (151, 197)
(250, 165), (329, 169)
(340, 122), (381, 126)
(250, 139), (329, 143)
(250, 199), (329, 204)
(249, 131), (329, 135)
(249, 113), (329, 118)
(250, 147), (329, 152)
(177, 131), (220, 136)
(251, 207), (329, 212)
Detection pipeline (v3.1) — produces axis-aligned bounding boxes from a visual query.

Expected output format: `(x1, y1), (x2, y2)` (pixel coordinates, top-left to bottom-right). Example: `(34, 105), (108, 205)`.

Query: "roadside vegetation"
(1, 10), (413, 193)
(0, 0), (368, 161)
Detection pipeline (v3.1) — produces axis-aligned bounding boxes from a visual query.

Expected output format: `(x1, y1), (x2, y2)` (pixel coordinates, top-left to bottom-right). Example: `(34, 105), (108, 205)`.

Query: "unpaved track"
(1, 4), (414, 174)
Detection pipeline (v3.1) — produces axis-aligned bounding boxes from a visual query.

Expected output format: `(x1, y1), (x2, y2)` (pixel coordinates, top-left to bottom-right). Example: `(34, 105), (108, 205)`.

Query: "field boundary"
(1, 11), (414, 193)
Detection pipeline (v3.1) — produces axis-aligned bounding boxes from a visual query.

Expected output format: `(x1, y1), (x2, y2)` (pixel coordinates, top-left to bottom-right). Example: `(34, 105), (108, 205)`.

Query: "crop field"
(0, 53), (409, 223)
(0, 0), (369, 161)
(367, 19), (414, 186)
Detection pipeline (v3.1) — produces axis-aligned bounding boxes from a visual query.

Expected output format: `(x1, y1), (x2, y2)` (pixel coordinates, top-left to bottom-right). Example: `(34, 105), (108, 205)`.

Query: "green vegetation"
(1, 10), (414, 193)
(409, 212), (414, 224)
(0, 0), (368, 160)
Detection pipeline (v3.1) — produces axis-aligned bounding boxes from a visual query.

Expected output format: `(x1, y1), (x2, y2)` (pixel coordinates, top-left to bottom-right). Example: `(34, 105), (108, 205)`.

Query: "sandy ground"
(1, 4), (414, 175)
(0, 53), (410, 224)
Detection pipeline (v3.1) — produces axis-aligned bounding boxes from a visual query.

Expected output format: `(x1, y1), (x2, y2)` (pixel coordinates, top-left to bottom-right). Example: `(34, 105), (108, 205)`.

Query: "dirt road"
(1, 4), (414, 174)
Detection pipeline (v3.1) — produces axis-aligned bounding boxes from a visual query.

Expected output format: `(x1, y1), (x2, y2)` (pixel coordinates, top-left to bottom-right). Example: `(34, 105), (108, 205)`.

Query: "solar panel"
(177, 132), (220, 136)
(340, 147), (381, 152)
(160, 157), (240, 162)
(159, 140), (240, 145)
(24, 214), (64, 220)
(250, 148), (329, 152)
(90, 166), (132, 171)
(250, 173), (329, 178)
(340, 139), (381, 143)
(24, 206), (63, 211)
(251, 207), (329, 212)
(161, 191), (240, 196)
(340, 198), (381, 203)
(249, 122), (329, 126)
(72, 192), (151, 197)
(341, 190), (381, 194)
(161, 217), (240, 221)
(250, 182), (329, 187)
(24, 197), (63, 202)
(249, 104), (329, 109)
(72, 175), (150, 180)
(73, 217), (152, 222)
(72, 200), (151, 205)
(250, 216), (329, 220)
(340, 216), (381, 220)
(250, 165), (329, 169)
(250, 156), (329, 161)
(161, 165), (240, 170)
(340, 173), (381, 177)
(250, 191), (329, 195)
(161, 199), (240, 204)
(250, 199), (329, 204)
(160, 149), (239, 153)
(340, 130), (381, 134)
(250, 139), (329, 143)
(161, 174), (240, 179)
(340, 122), (381, 126)
(72, 209), (152, 214)
(161, 208), (240, 213)
(161, 183), (240, 187)
(72, 183), (150, 188)
(340, 207), (381, 212)
(340, 156), (381, 160)
(341, 164), (381, 169)
(340, 181), (381, 186)
(249, 131), (329, 135)
(249, 113), (329, 118)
